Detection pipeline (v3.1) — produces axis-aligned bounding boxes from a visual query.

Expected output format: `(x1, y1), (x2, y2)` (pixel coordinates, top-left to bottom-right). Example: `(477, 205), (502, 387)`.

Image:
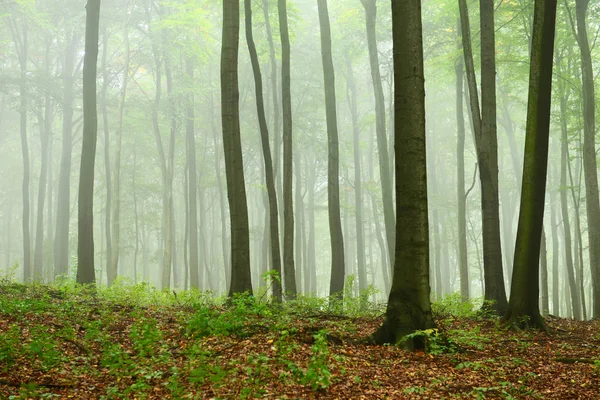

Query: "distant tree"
(221, 0), (252, 296)
(372, 0), (436, 349)
(360, 0), (394, 274)
(278, 0), (297, 297)
(503, 0), (557, 330)
(316, 0), (345, 299)
(77, 0), (101, 285)
(244, 0), (283, 301)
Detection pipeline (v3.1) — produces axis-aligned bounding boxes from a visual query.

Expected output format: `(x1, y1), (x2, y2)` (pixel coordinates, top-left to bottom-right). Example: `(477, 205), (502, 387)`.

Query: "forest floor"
(0, 281), (599, 399)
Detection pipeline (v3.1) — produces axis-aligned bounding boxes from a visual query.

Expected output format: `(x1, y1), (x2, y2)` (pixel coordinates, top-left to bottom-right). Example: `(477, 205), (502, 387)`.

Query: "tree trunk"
(455, 20), (469, 302)
(100, 27), (112, 281)
(109, 18), (130, 286)
(557, 66), (582, 318)
(278, 0), (297, 297)
(77, 0), (101, 285)
(504, 0), (557, 330)
(373, 0), (436, 349)
(316, 0), (345, 299)
(575, 0), (600, 319)
(540, 229), (549, 315)
(186, 57), (200, 289)
(34, 43), (52, 280)
(245, 0), (283, 301)
(361, 0), (394, 270)
(459, 0), (508, 314)
(345, 56), (367, 295)
(222, 0), (253, 296)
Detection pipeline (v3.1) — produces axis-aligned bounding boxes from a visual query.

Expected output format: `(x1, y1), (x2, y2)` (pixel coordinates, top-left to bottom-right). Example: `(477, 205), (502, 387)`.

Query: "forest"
(1, 0), (600, 398)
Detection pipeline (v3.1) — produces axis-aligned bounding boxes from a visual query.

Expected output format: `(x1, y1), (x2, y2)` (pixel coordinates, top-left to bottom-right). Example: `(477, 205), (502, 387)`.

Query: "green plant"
(0, 325), (21, 369)
(101, 342), (133, 375)
(401, 328), (455, 354)
(26, 325), (64, 370)
(130, 316), (162, 357)
(302, 330), (332, 390)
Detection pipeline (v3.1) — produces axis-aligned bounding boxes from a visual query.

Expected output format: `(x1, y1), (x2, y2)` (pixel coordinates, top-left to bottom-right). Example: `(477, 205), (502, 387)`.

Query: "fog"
(0, 0), (597, 319)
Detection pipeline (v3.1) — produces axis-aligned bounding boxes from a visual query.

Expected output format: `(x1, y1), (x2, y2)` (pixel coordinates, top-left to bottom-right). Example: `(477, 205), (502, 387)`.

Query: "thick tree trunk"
(278, 0), (297, 297)
(77, 0), (101, 285)
(504, 0), (557, 330)
(222, 0), (253, 296)
(373, 0), (436, 348)
(575, 0), (600, 319)
(316, 0), (345, 299)
(361, 0), (395, 270)
(245, 0), (283, 301)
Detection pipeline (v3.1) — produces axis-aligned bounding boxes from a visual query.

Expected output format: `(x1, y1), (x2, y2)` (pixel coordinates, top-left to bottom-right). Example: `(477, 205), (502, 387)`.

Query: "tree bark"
(575, 0), (600, 319)
(455, 19), (469, 302)
(373, 0), (436, 349)
(504, 0), (557, 330)
(245, 0), (283, 301)
(316, 0), (345, 299)
(361, 0), (394, 271)
(222, 0), (253, 296)
(77, 0), (101, 285)
(278, 0), (297, 297)
(459, 0), (508, 314)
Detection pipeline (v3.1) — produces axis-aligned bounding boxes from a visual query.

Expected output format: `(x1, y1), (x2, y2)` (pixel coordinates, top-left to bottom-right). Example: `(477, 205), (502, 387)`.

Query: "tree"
(455, 19), (469, 302)
(573, 0), (600, 319)
(372, 0), (436, 348)
(278, 0), (297, 297)
(77, 0), (101, 285)
(244, 0), (283, 301)
(458, 0), (508, 314)
(221, 0), (252, 296)
(316, 0), (345, 299)
(504, 0), (557, 330)
(360, 0), (394, 273)
(186, 56), (200, 289)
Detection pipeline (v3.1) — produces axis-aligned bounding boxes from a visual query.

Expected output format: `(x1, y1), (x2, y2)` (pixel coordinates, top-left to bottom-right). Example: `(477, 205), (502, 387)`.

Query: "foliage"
(0, 281), (599, 398)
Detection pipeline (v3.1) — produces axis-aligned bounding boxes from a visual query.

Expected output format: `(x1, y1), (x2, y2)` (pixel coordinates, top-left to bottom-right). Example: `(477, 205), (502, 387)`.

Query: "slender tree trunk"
(77, 0), (101, 285)
(109, 18), (130, 286)
(11, 20), (31, 280)
(245, 0), (283, 300)
(161, 55), (177, 290)
(346, 56), (367, 294)
(575, 0), (600, 319)
(557, 69), (581, 318)
(306, 161), (317, 294)
(186, 57), (199, 289)
(361, 0), (394, 270)
(34, 44), (52, 280)
(540, 229), (549, 315)
(278, 0), (296, 297)
(316, 0), (345, 298)
(455, 20), (469, 301)
(504, 0), (557, 329)
(222, 0), (253, 296)
(551, 190), (560, 315)
(100, 26), (112, 282)
(459, 0), (508, 314)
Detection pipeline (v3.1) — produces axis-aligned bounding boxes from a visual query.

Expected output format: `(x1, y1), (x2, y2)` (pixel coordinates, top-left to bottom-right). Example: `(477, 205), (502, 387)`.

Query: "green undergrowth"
(1, 273), (593, 399)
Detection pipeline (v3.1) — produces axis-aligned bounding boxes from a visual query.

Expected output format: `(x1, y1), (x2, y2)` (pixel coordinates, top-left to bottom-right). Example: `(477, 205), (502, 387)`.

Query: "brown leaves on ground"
(0, 286), (599, 399)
